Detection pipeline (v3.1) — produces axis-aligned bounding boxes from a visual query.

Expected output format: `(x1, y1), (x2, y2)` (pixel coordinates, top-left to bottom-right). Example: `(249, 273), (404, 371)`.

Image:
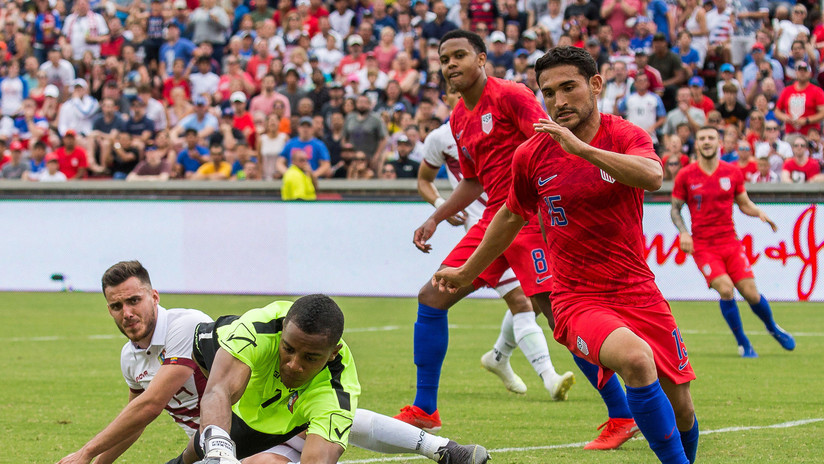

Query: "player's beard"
(698, 145), (718, 160)
(116, 310), (156, 344)
(555, 97), (595, 132)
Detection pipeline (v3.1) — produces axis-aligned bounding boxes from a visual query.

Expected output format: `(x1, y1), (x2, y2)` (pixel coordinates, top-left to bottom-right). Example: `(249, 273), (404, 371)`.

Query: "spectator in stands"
(281, 146), (318, 200)
(34, 152), (67, 182)
(189, 56), (221, 104)
(755, 120), (792, 176)
(673, 31), (701, 76)
(258, 112), (290, 180)
(277, 116), (331, 178)
(230, 92), (257, 149)
(278, 67), (309, 117)
(0, 141), (27, 179)
(344, 94), (388, 173)
(720, 126), (741, 161)
(123, 97), (155, 153)
(421, 0), (458, 51)
(190, 0), (230, 63)
(783, 136), (824, 183)
(729, 0), (768, 67)
(193, 141), (232, 180)
(716, 83), (749, 130)
(775, 61), (824, 136)
(617, 72), (666, 147)
(329, 0), (356, 38)
(62, 0), (110, 62)
(381, 163), (398, 179)
(57, 79), (98, 138)
(126, 143), (172, 182)
(663, 87), (706, 137)
(752, 151), (780, 183)
(218, 55), (256, 102)
(688, 76), (715, 116)
(347, 150), (375, 179)
(735, 139), (758, 181)
(1, 60), (29, 118)
(745, 110), (766, 149)
(175, 128), (208, 178)
(776, 4), (809, 62)
(784, 39), (818, 84)
(250, 74), (292, 119)
(600, 60), (633, 115)
(338, 35), (367, 81)
(649, 32), (687, 109)
(752, 91), (778, 124)
(162, 58), (191, 106)
(54, 129), (87, 180)
(30, 0), (63, 64)
(390, 134), (419, 178)
(706, 0), (733, 64)
(22, 141), (48, 181)
(88, 97), (124, 175)
(741, 42), (783, 90)
(600, 0), (642, 44)
(110, 131), (141, 180)
(330, 141), (355, 178)
(171, 97), (219, 145)
(715, 63), (745, 104)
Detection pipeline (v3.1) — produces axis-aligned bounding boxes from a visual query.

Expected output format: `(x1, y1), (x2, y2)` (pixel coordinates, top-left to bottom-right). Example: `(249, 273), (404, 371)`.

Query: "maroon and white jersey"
(120, 306), (212, 436)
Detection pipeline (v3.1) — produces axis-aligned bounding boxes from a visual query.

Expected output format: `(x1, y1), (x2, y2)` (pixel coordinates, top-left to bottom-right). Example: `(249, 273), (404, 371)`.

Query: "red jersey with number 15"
(450, 77), (547, 223)
(672, 161), (745, 247)
(507, 113), (663, 306)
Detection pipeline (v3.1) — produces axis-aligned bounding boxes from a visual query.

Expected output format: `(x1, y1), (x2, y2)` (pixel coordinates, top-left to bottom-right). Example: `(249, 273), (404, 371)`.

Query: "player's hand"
(678, 232), (694, 254)
(432, 266), (472, 293)
(533, 118), (588, 157)
(760, 212), (778, 232)
(56, 450), (92, 464)
(413, 217), (438, 253)
(445, 210), (468, 226)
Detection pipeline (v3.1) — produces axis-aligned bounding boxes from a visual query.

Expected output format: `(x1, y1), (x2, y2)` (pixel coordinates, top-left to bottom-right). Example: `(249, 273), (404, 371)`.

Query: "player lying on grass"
(431, 47), (699, 463)
(671, 126), (796, 358)
(56, 261), (487, 464)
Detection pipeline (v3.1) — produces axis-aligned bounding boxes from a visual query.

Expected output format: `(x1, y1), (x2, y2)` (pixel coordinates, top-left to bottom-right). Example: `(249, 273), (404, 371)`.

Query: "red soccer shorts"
(692, 241), (754, 287)
(553, 298), (696, 389)
(442, 221), (552, 297)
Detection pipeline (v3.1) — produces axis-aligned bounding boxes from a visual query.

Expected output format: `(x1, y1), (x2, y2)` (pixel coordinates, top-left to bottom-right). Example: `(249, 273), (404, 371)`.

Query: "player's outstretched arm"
(670, 197), (694, 253)
(534, 118), (663, 191)
(735, 191), (778, 232)
(414, 177), (483, 252)
(56, 364), (195, 464)
(417, 162), (467, 226)
(433, 204), (526, 292)
(298, 433), (346, 464)
(199, 349), (252, 433)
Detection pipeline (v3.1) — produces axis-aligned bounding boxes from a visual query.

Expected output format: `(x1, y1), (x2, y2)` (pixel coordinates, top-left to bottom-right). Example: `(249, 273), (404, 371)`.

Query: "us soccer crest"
(719, 177), (731, 191)
(481, 113), (493, 134)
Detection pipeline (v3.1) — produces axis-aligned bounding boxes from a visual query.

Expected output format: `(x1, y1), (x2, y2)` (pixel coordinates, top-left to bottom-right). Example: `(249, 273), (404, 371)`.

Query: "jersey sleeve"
(506, 84), (544, 139)
(163, 309), (213, 369)
(422, 126), (447, 168)
(506, 141), (540, 219)
(732, 166), (746, 195)
(617, 118), (661, 163)
(672, 168), (688, 201)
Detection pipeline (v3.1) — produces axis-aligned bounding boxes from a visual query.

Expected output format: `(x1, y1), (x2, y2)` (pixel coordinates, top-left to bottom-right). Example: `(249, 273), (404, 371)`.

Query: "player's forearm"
(577, 146), (663, 191)
(417, 178), (441, 205)
(79, 397), (164, 459)
(737, 199), (763, 218)
(670, 200), (690, 234)
(199, 389), (235, 433)
(91, 428), (145, 464)
(462, 205), (525, 279)
(431, 178), (482, 223)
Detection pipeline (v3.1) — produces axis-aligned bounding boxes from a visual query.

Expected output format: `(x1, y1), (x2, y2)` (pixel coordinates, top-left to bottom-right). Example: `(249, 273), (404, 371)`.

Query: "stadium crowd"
(1, 0), (824, 194)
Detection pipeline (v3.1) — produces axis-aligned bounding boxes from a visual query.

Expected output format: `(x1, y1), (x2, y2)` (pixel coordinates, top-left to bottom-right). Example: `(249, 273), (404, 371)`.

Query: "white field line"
(3, 326), (824, 343)
(339, 418), (824, 463)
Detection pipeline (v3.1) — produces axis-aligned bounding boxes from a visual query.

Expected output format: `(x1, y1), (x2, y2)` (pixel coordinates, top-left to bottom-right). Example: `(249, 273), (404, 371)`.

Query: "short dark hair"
(101, 261), (151, 293)
(439, 29), (486, 55)
(696, 125), (719, 135)
(284, 294), (345, 345)
(534, 46), (598, 84)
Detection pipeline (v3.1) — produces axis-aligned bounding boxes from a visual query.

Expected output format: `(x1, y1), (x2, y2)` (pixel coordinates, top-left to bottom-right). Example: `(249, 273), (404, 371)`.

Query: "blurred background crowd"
(0, 0), (823, 196)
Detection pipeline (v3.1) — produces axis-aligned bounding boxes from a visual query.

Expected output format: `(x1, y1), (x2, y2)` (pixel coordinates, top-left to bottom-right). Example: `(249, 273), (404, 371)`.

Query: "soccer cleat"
(434, 440), (490, 464)
(768, 325), (796, 351)
(481, 349), (527, 394)
(394, 405), (442, 432)
(583, 418), (641, 450)
(738, 345), (759, 358)
(546, 371), (576, 401)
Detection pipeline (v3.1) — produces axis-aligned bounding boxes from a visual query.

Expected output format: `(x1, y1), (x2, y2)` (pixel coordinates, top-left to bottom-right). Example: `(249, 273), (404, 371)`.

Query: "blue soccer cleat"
(738, 345), (759, 358)
(768, 325), (796, 351)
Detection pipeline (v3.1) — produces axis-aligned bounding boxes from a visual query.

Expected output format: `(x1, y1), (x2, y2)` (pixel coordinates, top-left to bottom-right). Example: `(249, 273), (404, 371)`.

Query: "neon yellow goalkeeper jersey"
(216, 301), (360, 448)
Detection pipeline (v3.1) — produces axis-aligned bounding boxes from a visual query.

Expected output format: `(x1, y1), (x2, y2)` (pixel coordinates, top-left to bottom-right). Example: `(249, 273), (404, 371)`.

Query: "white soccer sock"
(512, 311), (557, 386)
(350, 409), (449, 459)
(492, 310), (517, 358)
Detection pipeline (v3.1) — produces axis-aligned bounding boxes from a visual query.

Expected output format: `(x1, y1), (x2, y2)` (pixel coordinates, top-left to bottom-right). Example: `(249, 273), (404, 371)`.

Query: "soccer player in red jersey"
(432, 47), (699, 463)
(672, 126), (796, 358)
(395, 29), (576, 433)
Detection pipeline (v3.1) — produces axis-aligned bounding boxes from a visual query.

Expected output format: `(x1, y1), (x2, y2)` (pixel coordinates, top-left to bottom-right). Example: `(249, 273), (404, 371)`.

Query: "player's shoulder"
(235, 300), (294, 332)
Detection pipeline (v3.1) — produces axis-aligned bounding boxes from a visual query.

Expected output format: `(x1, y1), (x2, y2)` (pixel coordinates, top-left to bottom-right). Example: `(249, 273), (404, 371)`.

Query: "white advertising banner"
(1, 200), (821, 301)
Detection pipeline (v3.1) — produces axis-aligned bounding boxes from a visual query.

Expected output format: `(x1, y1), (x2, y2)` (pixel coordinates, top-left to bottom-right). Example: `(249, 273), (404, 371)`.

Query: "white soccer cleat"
(481, 349), (527, 394)
(546, 371), (576, 401)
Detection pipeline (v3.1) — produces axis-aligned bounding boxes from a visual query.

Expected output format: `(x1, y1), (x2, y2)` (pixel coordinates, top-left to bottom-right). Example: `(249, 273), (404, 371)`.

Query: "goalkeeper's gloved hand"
(195, 425), (241, 464)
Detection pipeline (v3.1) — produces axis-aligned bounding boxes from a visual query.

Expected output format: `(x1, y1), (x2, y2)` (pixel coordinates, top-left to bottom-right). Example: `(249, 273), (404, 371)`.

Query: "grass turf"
(2, 292), (822, 463)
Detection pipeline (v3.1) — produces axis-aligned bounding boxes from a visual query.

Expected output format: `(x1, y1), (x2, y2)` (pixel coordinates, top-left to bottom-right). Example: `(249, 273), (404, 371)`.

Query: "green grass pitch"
(2, 292), (823, 463)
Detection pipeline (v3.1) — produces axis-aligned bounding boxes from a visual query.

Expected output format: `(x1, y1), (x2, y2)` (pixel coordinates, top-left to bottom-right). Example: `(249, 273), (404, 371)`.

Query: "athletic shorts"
(442, 222), (552, 297)
(553, 298), (696, 389)
(193, 412), (308, 460)
(692, 241), (754, 287)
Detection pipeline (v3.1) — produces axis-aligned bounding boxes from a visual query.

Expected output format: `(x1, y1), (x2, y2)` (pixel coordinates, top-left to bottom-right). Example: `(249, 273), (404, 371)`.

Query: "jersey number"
(694, 194), (702, 211)
(671, 328), (688, 360)
(543, 195), (567, 226)
(531, 249), (548, 274)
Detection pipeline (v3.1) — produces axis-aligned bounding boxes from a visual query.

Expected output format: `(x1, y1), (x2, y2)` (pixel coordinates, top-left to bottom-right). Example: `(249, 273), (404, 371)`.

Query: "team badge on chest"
(481, 113), (493, 134)
(719, 177), (731, 191)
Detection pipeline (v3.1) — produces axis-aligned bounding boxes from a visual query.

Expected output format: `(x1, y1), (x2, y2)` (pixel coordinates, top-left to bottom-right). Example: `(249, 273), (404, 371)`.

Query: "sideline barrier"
(1, 197), (821, 301)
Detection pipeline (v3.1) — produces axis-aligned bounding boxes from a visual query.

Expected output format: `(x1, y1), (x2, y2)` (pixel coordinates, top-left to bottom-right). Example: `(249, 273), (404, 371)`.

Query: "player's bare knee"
(502, 289), (532, 314)
(418, 282), (454, 309)
(712, 278), (735, 300)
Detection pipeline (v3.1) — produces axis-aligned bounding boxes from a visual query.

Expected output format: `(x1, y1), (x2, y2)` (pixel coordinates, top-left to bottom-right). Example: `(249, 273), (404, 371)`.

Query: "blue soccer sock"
(719, 299), (750, 348)
(680, 416), (699, 464)
(413, 303), (449, 415)
(749, 294), (777, 332)
(571, 353), (632, 419)
(626, 380), (688, 464)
